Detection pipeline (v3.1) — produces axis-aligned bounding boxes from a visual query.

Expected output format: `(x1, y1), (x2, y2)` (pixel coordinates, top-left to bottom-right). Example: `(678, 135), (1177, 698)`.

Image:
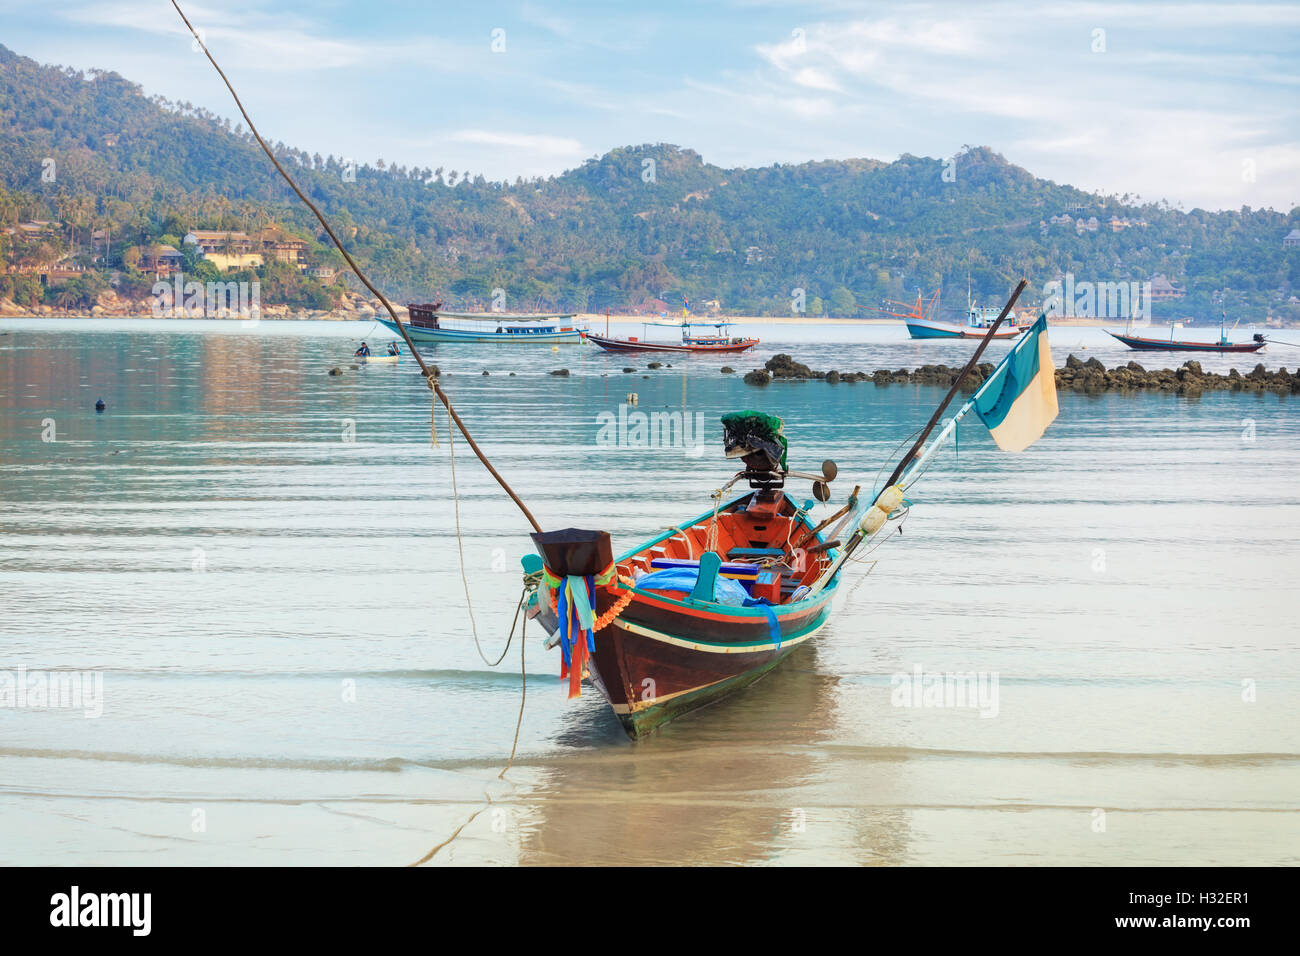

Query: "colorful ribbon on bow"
(541, 564), (626, 698)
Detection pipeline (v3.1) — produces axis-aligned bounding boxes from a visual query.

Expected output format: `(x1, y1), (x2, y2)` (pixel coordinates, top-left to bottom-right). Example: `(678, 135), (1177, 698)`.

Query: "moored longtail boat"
(528, 416), (841, 737)
(587, 319), (759, 353)
(526, 286), (1063, 737)
(1106, 314), (1266, 353)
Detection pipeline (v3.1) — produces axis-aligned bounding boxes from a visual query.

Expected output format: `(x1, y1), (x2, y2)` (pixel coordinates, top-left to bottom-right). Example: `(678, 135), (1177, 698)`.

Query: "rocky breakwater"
(740, 353), (1298, 396)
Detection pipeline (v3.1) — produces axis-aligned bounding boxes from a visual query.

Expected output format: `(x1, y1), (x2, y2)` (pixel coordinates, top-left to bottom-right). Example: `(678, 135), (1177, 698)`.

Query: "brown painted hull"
(587, 333), (759, 353)
(585, 585), (834, 737)
(532, 495), (841, 738)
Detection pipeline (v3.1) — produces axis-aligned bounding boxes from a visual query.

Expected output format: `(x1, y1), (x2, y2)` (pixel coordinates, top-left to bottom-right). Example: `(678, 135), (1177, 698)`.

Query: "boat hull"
(586, 333), (758, 353)
(1106, 331), (1265, 353)
(358, 354), (399, 364)
(378, 317), (586, 344)
(532, 495), (839, 738)
(906, 317), (1023, 339)
(588, 587), (832, 737)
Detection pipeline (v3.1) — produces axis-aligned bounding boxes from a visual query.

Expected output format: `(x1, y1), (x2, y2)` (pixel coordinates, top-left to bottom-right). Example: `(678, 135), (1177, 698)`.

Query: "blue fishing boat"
(379, 304), (587, 344)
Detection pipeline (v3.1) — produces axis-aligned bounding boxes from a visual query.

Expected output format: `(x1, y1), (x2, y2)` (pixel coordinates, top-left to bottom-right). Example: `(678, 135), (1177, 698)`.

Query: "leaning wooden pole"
(170, 0), (542, 533)
(813, 279), (1028, 588)
(881, 278), (1027, 490)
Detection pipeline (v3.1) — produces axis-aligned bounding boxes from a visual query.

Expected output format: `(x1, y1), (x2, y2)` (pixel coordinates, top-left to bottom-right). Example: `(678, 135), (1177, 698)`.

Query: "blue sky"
(5, 1), (1299, 210)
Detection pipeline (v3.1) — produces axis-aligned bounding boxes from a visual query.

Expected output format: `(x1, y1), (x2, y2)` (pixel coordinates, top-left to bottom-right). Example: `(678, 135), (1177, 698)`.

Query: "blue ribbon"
(555, 576), (598, 667)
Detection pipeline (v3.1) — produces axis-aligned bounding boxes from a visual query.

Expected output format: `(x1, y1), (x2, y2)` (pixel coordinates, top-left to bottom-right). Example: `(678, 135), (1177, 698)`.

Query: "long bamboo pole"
(881, 279), (1026, 490)
(809, 279), (1028, 592)
(170, 0), (542, 533)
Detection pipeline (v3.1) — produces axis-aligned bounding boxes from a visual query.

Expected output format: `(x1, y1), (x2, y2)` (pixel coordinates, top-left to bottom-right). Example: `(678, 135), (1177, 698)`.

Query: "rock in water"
(765, 353), (815, 379)
(743, 369), (772, 386)
(623, 367), (635, 373)
(720, 366), (734, 374)
(647, 361), (662, 369)
(328, 367), (342, 376)
(550, 368), (570, 376)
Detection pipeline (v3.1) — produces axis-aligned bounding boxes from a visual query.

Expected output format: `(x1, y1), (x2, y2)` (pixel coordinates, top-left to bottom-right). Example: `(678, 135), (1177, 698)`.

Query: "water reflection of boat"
(514, 643), (915, 865)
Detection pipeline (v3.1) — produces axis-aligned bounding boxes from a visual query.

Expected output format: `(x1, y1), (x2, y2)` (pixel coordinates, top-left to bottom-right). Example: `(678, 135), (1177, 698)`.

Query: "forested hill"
(2, 43), (1297, 319)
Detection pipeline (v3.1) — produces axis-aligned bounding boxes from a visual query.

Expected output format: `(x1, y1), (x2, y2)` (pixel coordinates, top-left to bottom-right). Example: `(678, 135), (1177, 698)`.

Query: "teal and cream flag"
(972, 315), (1058, 452)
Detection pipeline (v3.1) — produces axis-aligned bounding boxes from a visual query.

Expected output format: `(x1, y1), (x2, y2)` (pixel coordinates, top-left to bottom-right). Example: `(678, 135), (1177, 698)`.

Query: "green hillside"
(2, 43), (1297, 320)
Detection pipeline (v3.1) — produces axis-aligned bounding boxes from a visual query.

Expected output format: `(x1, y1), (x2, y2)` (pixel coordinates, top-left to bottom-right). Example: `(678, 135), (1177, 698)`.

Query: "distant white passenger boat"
(379, 304), (587, 344)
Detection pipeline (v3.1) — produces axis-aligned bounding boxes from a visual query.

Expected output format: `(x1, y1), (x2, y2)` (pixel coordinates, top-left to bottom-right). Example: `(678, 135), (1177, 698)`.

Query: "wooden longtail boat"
(1105, 330), (1266, 353)
(525, 410), (848, 737)
(530, 482), (840, 737)
(587, 320), (758, 353)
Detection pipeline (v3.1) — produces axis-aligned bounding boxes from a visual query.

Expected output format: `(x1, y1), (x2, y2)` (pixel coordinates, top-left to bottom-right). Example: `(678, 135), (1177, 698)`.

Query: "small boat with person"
(380, 303), (587, 344)
(586, 318), (759, 353)
(354, 341), (402, 363)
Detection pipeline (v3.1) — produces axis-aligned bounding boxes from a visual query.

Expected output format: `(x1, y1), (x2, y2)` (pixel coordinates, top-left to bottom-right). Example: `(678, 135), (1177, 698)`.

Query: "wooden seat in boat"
(727, 547), (785, 561)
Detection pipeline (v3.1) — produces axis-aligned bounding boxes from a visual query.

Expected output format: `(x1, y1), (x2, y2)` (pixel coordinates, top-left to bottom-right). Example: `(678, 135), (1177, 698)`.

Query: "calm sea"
(1, 318), (1297, 865)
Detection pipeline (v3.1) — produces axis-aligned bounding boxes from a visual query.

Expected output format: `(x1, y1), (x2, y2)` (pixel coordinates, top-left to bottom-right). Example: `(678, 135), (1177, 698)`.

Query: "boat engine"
(722, 411), (787, 490)
(722, 410), (837, 501)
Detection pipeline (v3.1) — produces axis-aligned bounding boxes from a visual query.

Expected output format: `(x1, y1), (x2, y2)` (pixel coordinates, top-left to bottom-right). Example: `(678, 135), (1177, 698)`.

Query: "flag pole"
(897, 313), (1043, 492)
(808, 279), (1028, 594)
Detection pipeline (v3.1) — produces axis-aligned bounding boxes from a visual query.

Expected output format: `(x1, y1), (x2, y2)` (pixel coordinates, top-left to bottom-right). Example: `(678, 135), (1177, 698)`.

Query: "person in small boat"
(386, 342), (399, 356)
(355, 341), (370, 357)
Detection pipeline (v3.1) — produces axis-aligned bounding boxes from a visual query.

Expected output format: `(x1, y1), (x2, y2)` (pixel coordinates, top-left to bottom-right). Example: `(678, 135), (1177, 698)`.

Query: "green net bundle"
(721, 410), (787, 468)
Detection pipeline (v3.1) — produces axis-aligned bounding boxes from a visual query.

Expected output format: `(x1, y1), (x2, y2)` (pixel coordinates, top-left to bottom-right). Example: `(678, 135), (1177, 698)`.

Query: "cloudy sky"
(5, 1), (1298, 210)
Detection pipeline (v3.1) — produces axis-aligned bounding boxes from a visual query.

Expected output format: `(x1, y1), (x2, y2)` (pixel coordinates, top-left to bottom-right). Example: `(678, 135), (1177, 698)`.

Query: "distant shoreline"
(0, 312), (1140, 328)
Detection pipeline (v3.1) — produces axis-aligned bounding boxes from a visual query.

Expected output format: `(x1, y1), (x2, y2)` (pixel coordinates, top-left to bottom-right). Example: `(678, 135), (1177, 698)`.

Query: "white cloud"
(742, 5), (1300, 209)
(447, 129), (586, 158)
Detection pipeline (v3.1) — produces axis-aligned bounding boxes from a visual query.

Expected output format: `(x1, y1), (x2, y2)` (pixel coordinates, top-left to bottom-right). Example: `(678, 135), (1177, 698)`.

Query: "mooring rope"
(170, 0), (542, 533)
(170, 0), (540, 866)
(705, 491), (722, 553)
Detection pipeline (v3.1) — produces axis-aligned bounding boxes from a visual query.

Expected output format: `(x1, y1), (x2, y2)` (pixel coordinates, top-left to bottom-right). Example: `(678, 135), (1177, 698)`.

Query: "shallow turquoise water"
(1, 318), (1297, 865)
